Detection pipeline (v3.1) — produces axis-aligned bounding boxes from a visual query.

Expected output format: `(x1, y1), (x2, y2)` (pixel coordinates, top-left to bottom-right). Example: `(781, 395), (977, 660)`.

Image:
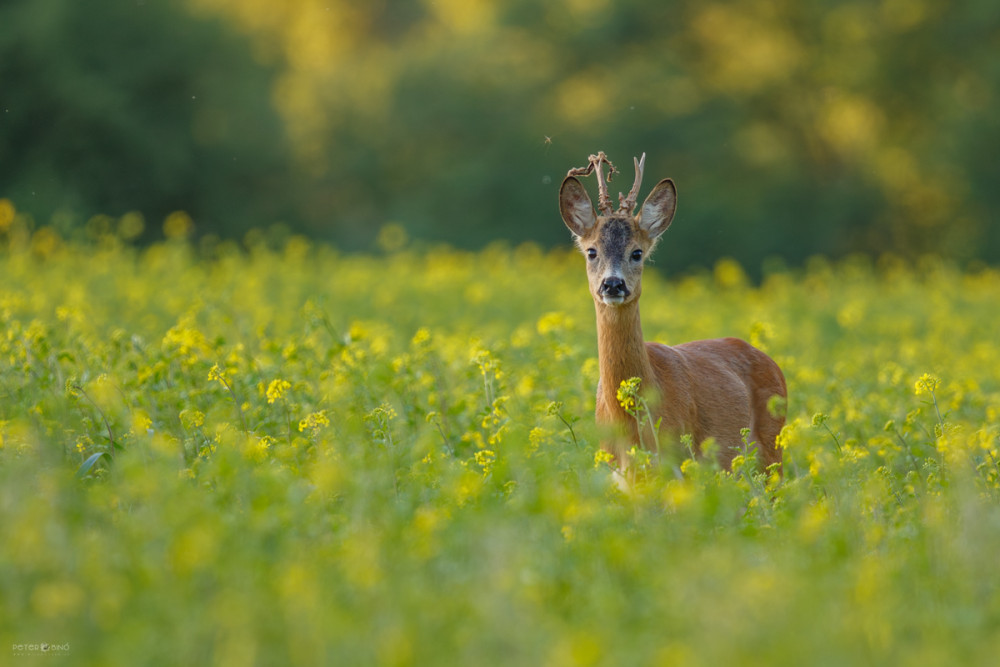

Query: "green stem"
(823, 423), (842, 454)
(557, 413), (580, 449)
(72, 385), (115, 460)
(217, 376), (249, 435)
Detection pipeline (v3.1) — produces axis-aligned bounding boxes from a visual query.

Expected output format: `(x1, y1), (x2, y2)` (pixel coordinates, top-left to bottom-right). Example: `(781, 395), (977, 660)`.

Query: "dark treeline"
(2, 0), (998, 273)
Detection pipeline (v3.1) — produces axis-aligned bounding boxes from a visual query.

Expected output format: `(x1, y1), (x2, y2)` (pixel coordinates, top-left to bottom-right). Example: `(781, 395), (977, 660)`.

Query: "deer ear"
(559, 176), (597, 237)
(637, 178), (676, 239)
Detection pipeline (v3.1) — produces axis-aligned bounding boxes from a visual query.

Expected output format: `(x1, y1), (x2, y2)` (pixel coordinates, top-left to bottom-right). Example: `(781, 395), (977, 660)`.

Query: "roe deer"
(559, 152), (787, 475)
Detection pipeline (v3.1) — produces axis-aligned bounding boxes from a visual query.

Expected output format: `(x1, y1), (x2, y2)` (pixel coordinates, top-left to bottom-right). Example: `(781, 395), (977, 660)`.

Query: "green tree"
(0, 0), (295, 239)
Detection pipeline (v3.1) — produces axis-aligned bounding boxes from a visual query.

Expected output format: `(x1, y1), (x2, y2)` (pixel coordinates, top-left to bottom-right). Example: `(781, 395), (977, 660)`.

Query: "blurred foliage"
(0, 0), (297, 239)
(2, 0), (999, 269)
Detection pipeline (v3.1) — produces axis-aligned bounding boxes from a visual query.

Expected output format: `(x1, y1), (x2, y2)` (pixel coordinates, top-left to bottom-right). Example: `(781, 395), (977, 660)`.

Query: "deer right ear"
(559, 176), (597, 237)
(638, 178), (677, 239)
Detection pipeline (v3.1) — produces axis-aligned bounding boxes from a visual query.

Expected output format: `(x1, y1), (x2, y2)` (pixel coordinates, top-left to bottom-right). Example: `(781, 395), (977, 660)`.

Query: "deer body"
(561, 152), (786, 470)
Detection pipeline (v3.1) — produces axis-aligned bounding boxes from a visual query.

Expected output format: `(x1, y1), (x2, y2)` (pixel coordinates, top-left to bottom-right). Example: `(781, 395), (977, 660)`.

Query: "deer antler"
(618, 153), (646, 215)
(592, 153), (616, 216)
(567, 152), (617, 216)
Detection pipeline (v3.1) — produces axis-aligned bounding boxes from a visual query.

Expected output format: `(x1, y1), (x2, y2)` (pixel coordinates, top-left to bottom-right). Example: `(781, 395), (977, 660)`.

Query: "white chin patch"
(601, 295), (626, 306)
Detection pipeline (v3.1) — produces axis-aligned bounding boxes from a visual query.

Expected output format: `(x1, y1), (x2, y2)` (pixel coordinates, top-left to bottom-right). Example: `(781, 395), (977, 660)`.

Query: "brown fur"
(560, 158), (787, 471)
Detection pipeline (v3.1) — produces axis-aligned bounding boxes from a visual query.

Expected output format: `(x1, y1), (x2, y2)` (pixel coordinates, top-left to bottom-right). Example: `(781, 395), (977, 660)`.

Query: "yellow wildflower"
(616, 377), (642, 412)
(411, 327), (431, 347)
(594, 448), (615, 469)
(266, 379), (292, 404)
(245, 435), (274, 462)
(914, 373), (940, 396)
(207, 364), (227, 384)
(298, 410), (330, 433)
(474, 449), (496, 476)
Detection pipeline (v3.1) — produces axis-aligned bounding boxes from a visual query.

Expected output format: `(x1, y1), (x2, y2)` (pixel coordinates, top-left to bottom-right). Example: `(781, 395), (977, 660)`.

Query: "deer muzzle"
(599, 276), (630, 302)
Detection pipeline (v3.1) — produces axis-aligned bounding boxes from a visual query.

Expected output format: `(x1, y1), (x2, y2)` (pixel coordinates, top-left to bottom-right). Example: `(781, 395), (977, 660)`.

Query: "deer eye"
(586, 248), (597, 260)
(631, 249), (643, 262)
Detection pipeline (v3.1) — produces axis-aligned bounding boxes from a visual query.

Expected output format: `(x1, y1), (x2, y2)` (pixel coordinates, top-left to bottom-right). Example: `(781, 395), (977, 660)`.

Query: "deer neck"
(595, 299), (654, 419)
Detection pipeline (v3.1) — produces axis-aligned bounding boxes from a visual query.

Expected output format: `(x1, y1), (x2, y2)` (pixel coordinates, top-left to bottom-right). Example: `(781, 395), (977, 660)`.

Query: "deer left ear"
(637, 178), (676, 239)
(559, 176), (598, 237)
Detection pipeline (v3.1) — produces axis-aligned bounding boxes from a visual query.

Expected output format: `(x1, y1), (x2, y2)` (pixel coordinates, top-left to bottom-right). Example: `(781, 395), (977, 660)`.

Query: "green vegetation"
(0, 0), (296, 239)
(3, 218), (999, 665)
(4, 2), (997, 663)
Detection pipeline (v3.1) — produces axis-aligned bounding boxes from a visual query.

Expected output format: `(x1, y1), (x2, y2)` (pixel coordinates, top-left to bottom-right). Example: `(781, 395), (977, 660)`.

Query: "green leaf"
(76, 452), (107, 479)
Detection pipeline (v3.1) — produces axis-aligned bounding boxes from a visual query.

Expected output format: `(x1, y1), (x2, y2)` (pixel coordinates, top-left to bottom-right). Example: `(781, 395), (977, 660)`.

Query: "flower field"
(2, 224), (1000, 665)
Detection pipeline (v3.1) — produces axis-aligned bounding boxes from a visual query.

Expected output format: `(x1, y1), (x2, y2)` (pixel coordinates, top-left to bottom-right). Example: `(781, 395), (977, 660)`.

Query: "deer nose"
(599, 277), (630, 298)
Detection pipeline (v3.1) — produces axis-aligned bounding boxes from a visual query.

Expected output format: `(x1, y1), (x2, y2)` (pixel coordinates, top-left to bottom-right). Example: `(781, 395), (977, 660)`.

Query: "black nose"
(599, 277), (630, 297)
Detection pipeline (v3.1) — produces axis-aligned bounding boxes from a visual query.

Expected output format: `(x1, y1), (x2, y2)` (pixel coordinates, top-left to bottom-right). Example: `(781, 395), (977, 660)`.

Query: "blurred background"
(1, 0), (997, 273)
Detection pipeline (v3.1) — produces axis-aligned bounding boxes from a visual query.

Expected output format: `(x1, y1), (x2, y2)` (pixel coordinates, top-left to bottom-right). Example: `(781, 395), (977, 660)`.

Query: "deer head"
(559, 152), (677, 307)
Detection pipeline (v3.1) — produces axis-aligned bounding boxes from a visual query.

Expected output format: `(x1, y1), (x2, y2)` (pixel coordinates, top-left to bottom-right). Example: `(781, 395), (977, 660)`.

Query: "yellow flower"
(369, 403), (397, 423)
(775, 421), (797, 450)
(131, 412), (153, 435)
(298, 410), (330, 433)
(616, 377), (642, 412)
(164, 315), (211, 365)
(266, 379), (292, 404)
(473, 349), (500, 379)
(245, 435), (274, 462)
(207, 364), (227, 384)
(411, 327), (431, 346)
(180, 409), (205, 429)
(914, 373), (940, 396)
(474, 449), (496, 475)
(593, 448), (615, 469)
(528, 426), (552, 452)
